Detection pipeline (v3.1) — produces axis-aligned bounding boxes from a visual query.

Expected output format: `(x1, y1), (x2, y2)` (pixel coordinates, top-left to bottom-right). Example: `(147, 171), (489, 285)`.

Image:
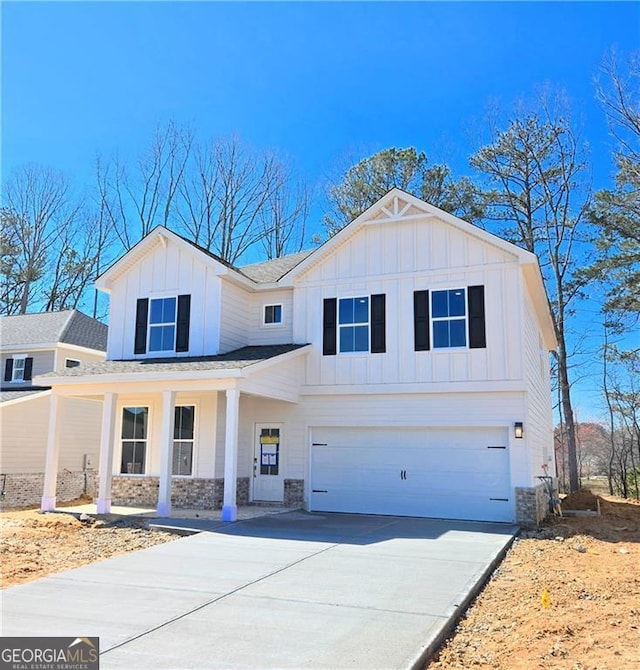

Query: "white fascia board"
(301, 380), (528, 396)
(522, 262), (558, 351)
(0, 343), (106, 357)
(33, 367), (247, 387)
(0, 389), (51, 407)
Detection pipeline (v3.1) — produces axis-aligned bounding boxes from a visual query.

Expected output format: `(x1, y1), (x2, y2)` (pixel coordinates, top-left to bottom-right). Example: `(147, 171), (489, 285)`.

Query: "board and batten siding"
(293, 215), (524, 388)
(0, 395), (102, 473)
(106, 239), (223, 359)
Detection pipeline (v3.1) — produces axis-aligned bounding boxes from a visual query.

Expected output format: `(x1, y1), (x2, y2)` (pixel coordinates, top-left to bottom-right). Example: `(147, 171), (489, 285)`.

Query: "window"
(65, 358), (81, 368)
(339, 297), (369, 353)
(432, 289), (467, 348)
(149, 297), (177, 352)
(120, 407), (148, 474)
(11, 357), (26, 381)
(263, 304), (282, 325)
(173, 406), (195, 476)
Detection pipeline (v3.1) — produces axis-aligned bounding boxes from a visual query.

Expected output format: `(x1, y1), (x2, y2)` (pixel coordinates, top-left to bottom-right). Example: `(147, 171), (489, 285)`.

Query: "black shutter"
(134, 298), (149, 354)
(468, 285), (486, 349)
(176, 294), (191, 353)
(414, 290), (430, 351)
(322, 298), (337, 356)
(23, 357), (33, 381)
(370, 294), (386, 354)
(4, 358), (13, 382)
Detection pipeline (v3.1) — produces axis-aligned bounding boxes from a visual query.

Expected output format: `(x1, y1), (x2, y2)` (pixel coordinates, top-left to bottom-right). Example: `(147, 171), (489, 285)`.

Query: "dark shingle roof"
(0, 311), (107, 351)
(37, 344), (308, 379)
(240, 251), (314, 283)
(0, 388), (50, 403)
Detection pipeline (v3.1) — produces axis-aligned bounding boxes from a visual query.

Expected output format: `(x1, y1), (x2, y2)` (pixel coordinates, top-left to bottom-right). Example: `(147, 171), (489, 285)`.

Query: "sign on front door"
(252, 425), (284, 502)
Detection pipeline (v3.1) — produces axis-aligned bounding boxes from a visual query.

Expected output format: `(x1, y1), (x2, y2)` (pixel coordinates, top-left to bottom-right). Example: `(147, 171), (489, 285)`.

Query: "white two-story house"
(37, 190), (557, 526)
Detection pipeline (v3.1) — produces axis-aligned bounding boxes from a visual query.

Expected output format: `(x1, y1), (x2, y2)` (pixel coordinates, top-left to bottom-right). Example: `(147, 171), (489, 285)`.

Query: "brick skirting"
(0, 470), (97, 510)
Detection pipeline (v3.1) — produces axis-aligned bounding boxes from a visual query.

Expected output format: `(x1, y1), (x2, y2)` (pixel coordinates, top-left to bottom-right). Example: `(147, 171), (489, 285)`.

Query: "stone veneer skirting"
(0, 470), (97, 510)
(284, 479), (304, 507)
(110, 476), (251, 509)
(515, 482), (554, 527)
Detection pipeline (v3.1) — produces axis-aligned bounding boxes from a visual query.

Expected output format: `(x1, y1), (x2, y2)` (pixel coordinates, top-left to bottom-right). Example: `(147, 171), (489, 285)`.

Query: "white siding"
(247, 289), (294, 346)
(1, 350), (55, 383)
(219, 282), (250, 353)
(294, 218), (523, 388)
(106, 238), (223, 359)
(0, 395), (101, 473)
(522, 286), (555, 479)
(113, 391), (218, 479)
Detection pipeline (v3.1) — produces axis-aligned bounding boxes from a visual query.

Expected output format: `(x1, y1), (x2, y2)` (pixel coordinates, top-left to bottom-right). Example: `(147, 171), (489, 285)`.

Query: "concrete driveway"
(0, 511), (516, 669)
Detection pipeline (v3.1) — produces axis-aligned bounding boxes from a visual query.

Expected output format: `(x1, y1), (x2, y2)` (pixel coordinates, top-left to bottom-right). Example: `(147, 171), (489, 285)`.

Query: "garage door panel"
(310, 427), (512, 523)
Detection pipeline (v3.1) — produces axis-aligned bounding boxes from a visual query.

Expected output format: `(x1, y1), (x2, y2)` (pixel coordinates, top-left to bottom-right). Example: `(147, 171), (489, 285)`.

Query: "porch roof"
(0, 388), (50, 404)
(36, 344), (309, 382)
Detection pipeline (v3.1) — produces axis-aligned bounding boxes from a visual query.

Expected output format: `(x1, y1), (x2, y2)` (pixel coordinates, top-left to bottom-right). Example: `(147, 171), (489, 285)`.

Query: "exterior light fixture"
(514, 422), (524, 439)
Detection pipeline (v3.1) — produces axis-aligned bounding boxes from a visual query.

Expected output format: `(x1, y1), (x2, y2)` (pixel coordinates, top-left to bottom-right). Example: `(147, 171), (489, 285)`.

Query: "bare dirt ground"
(428, 488), (640, 670)
(1, 492), (638, 669)
(0, 502), (177, 588)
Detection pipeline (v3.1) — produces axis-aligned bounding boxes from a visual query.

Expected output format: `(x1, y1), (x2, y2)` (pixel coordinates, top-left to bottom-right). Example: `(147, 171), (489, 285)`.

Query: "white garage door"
(310, 427), (512, 522)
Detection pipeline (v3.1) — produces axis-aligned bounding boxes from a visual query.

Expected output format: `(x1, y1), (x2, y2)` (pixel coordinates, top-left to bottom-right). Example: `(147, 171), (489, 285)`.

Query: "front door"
(252, 424), (284, 502)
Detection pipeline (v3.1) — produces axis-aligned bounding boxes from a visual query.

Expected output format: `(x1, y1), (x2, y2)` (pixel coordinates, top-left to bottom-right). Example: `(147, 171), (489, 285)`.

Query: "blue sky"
(2, 1), (639, 419)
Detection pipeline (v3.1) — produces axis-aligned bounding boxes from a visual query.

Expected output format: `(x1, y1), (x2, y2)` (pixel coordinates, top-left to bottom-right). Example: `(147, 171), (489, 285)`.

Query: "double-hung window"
(11, 356), (26, 381)
(149, 297), (177, 353)
(432, 289), (467, 348)
(173, 406), (195, 476)
(121, 407), (148, 474)
(339, 297), (369, 353)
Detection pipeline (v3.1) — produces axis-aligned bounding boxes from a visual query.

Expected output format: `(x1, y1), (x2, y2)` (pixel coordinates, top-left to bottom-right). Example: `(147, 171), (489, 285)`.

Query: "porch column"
(96, 392), (117, 514)
(222, 388), (240, 522)
(41, 394), (62, 511)
(157, 390), (176, 517)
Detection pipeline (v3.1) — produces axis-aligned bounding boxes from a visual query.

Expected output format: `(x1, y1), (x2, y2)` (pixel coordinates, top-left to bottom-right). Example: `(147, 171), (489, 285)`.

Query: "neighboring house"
(0, 310), (108, 508)
(37, 190), (557, 526)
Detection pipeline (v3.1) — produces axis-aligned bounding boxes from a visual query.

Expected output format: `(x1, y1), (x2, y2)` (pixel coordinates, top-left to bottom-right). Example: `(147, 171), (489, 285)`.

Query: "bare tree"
(1, 165), (83, 314)
(97, 121), (193, 250)
(470, 93), (592, 493)
(259, 163), (310, 259)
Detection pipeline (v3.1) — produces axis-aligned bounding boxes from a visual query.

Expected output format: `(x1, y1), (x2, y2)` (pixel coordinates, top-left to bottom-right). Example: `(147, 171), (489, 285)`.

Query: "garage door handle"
(400, 470), (407, 480)
(312, 489), (328, 493)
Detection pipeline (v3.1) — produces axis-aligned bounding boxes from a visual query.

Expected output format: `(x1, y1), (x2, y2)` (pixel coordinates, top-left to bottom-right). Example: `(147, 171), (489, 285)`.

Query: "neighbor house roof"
(0, 388), (50, 403)
(0, 310), (108, 351)
(36, 344), (309, 380)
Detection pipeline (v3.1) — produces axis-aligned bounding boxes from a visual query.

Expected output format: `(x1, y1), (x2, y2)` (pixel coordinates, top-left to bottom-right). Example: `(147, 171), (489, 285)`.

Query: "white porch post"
(41, 394), (62, 511)
(157, 390), (176, 517)
(222, 388), (240, 522)
(96, 392), (117, 514)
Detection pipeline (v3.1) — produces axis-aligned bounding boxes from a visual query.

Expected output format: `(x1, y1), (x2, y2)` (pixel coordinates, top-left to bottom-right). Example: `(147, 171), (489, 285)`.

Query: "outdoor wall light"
(514, 422), (524, 439)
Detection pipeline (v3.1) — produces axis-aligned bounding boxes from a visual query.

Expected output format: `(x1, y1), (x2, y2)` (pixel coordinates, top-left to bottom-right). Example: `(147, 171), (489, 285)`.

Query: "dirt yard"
(428, 489), (640, 670)
(1, 492), (638, 669)
(0, 506), (177, 588)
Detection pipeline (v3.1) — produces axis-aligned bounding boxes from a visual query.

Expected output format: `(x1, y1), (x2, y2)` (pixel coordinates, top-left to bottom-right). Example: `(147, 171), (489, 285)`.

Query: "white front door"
(252, 424), (284, 502)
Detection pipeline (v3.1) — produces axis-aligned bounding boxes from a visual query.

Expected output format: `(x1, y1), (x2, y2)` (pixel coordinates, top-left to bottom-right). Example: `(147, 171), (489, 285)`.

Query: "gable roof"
(0, 310), (107, 351)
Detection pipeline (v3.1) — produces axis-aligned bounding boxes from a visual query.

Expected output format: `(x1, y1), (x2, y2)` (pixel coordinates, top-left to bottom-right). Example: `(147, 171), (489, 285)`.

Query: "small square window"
(264, 304), (282, 325)
(65, 359), (81, 368)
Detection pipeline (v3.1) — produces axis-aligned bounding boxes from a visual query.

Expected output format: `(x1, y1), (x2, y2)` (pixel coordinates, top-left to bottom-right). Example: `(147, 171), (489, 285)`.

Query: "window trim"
(173, 404), (196, 477)
(119, 406), (149, 476)
(262, 303), (284, 327)
(431, 287), (469, 350)
(147, 296), (178, 354)
(337, 295), (370, 354)
(10, 355), (27, 382)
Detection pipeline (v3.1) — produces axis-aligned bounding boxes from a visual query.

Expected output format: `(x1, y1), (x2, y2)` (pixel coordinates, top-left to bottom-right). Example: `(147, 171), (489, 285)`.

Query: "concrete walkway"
(0, 512), (517, 669)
